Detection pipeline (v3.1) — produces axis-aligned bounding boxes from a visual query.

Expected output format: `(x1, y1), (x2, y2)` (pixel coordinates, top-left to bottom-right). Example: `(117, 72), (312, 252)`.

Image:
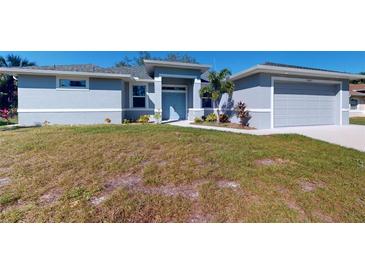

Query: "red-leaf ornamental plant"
(234, 101), (250, 127)
(0, 108), (10, 123)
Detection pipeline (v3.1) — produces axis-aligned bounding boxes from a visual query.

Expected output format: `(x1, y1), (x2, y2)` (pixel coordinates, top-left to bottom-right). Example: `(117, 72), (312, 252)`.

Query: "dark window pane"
(133, 97), (145, 108)
(202, 98), (212, 108)
(60, 79), (86, 88)
(133, 86), (146, 96)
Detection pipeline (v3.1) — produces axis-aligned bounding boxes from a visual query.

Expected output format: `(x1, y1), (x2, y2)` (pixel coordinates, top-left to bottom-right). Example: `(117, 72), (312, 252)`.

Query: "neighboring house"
(0, 61), (364, 129)
(349, 84), (365, 117)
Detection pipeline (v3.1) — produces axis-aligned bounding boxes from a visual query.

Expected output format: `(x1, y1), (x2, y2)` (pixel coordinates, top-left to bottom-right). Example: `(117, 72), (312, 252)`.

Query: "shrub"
(219, 114), (230, 123)
(153, 112), (161, 124)
(235, 101), (250, 126)
(138, 115), (150, 124)
(122, 119), (131, 124)
(104, 118), (112, 124)
(0, 108), (10, 124)
(194, 117), (203, 123)
(205, 113), (217, 122)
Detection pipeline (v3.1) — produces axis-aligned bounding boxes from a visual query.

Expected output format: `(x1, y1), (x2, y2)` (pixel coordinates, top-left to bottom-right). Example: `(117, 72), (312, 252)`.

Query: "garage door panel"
(274, 81), (338, 127)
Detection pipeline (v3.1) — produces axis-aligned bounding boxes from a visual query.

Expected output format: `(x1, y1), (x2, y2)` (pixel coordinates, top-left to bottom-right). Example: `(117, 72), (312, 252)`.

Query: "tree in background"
(0, 54), (36, 110)
(199, 69), (234, 123)
(115, 51), (197, 67)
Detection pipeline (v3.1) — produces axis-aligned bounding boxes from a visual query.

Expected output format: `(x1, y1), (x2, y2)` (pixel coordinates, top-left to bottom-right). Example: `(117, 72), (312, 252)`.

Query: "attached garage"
(273, 80), (340, 127)
(229, 62), (365, 129)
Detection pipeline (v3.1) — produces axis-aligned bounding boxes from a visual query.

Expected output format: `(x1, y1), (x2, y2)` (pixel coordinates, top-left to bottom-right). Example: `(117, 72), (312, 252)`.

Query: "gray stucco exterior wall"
(18, 75), (123, 125)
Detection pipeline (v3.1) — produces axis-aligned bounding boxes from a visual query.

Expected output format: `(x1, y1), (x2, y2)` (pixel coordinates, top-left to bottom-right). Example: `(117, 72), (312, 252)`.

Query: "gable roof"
(143, 59), (211, 74)
(230, 62), (365, 81)
(0, 64), (153, 80)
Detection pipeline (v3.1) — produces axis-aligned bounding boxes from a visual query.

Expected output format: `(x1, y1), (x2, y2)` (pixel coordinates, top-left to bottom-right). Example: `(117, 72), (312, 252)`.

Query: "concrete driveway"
(171, 121), (365, 152)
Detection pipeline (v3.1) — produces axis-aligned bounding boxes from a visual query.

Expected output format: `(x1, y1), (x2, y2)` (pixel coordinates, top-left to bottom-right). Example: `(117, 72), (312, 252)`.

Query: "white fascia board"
(230, 65), (365, 81)
(143, 59), (211, 73)
(0, 67), (132, 80)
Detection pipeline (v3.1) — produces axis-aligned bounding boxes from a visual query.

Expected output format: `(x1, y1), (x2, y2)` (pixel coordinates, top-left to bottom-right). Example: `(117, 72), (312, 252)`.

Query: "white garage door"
(274, 81), (339, 127)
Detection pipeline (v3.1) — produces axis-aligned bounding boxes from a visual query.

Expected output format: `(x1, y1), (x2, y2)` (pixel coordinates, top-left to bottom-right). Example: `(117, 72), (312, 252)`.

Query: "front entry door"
(162, 92), (187, 121)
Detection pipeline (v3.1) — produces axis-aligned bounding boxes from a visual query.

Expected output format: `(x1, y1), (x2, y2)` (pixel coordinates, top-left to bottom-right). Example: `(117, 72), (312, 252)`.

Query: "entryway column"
(154, 76), (162, 114)
(189, 78), (204, 120)
(193, 78), (201, 109)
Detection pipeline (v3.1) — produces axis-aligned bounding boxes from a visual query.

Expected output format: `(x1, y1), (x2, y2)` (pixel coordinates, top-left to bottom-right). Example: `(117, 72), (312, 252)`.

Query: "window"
(59, 79), (87, 89)
(350, 98), (359, 110)
(201, 93), (212, 108)
(132, 85), (146, 108)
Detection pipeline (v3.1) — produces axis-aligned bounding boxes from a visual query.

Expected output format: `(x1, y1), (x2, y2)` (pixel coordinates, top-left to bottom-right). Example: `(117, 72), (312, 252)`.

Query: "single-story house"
(349, 84), (365, 117)
(0, 60), (364, 129)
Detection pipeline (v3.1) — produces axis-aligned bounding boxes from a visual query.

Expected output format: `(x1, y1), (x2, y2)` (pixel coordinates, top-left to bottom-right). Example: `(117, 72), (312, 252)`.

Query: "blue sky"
(1, 51), (365, 74)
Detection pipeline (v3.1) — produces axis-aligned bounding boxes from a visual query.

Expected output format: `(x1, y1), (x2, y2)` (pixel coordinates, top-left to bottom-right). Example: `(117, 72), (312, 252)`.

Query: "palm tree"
(199, 68), (234, 123)
(0, 54), (36, 109)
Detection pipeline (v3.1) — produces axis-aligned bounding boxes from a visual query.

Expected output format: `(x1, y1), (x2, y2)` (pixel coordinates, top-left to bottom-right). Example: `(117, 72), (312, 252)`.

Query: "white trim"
(129, 83), (148, 109)
(56, 76), (89, 91)
(270, 78), (274, 129)
(271, 76), (343, 128)
(189, 108), (204, 111)
(18, 108), (122, 113)
(340, 88), (343, 125)
(124, 108), (155, 111)
(230, 64), (365, 81)
(202, 107), (271, 113)
(144, 59), (210, 74)
(342, 108), (350, 111)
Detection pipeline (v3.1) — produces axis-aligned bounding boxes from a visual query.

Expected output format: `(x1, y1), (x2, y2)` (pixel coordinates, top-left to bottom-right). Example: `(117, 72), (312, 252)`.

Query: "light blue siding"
(123, 110), (154, 121)
(19, 111), (121, 125)
(18, 75), (123, 125)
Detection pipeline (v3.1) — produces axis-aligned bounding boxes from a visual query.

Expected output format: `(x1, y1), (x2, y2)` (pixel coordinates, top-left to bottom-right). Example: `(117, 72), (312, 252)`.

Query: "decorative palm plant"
(199, 68), (234, 123)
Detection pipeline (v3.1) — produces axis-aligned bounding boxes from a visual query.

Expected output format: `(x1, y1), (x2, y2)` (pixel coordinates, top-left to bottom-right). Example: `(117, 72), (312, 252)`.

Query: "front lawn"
(350, 117), (365, 125)
(0, 124), (364, 222)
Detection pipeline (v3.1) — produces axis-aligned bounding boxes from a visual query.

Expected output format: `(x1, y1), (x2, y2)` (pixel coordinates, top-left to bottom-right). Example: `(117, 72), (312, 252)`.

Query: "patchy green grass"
(350, 117), (365, 125)
(0, 124), (364, 223)
(0, 116), (17, 126)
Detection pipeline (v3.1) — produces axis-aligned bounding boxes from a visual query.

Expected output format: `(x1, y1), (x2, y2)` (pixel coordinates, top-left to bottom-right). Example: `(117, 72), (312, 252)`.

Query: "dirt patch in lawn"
(39, 188), (63, 205)
(276, 186), (307, 221)
(90, 175), (209, 206)
(299, 180), (325, 192)
(254, 158), (290, 167)
(0, 177), (11, 187)
(217, 180), (240, 190)
(313, 210), (333, 222)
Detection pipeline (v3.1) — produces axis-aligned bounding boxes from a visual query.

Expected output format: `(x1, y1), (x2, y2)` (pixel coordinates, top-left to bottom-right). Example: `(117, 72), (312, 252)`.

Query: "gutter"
(230, 64), (365, 81)
(0, 67), (132, 80)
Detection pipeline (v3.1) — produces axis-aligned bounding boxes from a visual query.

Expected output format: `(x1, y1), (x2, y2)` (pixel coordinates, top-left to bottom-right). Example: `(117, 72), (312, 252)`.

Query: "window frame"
(56, 76), (89, 91)
(130, 83), (148, 109)
(201, 92), (213, 108)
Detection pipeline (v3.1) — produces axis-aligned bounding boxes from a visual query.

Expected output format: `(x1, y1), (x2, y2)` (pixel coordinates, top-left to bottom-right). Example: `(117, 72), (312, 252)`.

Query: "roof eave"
(143, 59), (211, 74)
(230, 65), (365, 81)
(0, 67), (132, 80)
